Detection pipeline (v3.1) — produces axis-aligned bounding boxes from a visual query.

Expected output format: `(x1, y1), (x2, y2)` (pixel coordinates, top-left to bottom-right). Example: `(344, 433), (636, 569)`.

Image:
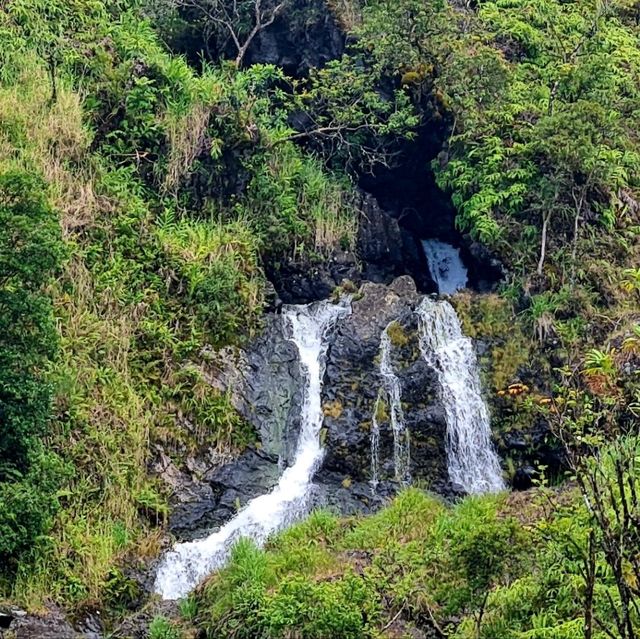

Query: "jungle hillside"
(0, 0), (639, 638)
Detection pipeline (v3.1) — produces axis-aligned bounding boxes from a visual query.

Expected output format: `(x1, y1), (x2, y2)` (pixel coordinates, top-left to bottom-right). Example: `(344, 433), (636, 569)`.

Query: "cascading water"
(376, 325), (411, 485)
(154, 299), (350, 600)
(417, 298), (504, 494)
(370, 391), (382, 491)
(422, 239), (468, 295)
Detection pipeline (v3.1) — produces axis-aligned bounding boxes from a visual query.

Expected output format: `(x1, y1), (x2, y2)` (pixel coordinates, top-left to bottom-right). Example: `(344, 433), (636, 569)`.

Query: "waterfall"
(377, 325), (411, 485)
(417, 298), (504, 494)
(369, 391), (382, 492)
(154, 299), (350, 600)
(421, 239), (468, 295)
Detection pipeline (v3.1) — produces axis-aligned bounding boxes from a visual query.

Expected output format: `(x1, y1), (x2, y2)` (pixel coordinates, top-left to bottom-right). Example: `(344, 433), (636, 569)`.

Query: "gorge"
(1, 0), (638, 637)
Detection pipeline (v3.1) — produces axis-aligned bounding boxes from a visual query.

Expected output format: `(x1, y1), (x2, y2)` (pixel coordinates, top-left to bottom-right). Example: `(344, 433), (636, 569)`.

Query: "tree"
(172, 0), (288, 66)
(451, 518), (524, 637)
(547, 369), (640, 639)
(272, 54), (420, 172)
(0, 169), (65, 565)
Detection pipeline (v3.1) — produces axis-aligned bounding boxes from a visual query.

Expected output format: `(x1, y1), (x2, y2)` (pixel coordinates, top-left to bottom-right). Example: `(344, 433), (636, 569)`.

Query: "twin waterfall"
(369, 298), (504, 495)
(154, 299), (350, 600)
(155, 258), (503, 599)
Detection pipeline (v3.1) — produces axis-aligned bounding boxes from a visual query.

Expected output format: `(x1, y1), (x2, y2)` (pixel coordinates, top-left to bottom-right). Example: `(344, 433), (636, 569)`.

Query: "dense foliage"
(193, 472), (639, 639)
(0, 0), (373, 606)
(0, 169), (65, 561)
(0, 0), (638, 637)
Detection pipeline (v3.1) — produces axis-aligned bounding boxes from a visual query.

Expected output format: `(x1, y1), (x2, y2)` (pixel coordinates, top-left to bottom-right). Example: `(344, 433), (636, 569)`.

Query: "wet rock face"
(204, 316), (304, 464)
(158, 277), (454, 539)
(163, 449), (283, 542)
(267, 249), (361, 306)
(159, 315), (306, 542)
(319, 277), (449, 499)
(356, 193), (436, 292)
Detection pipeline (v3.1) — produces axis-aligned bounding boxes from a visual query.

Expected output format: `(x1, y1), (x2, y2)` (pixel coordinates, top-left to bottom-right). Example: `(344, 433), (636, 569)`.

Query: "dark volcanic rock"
(311, 472), (385, 516)
(355, 192), (439, 292)
(204, 315), (304, 464)
(158, 315), (306, 541)
(356, 193), (404, 283)
(267, 249), (361, 305)
(166, 449), (282, 541)
(0, 607), (91, 639)
(246, 0), (345, 76)
(320, 277), (449, 492)
(158, 276), (521, 545)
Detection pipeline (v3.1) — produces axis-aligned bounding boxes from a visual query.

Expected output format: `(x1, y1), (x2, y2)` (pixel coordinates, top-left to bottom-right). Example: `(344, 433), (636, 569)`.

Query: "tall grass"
(0, 55), (262, 609)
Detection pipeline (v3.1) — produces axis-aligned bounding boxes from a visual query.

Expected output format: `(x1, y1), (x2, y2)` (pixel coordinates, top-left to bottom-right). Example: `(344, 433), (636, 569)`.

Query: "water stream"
(377, 325), (411, 485)
(417, 298), (504, 494)
(422, 239), (468, 295)
(370, 390), (383, 491)
(154, 299), (350, 600)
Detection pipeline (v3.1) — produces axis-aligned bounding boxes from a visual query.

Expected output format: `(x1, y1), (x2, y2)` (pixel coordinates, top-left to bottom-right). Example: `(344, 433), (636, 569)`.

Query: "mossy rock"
(386, 321), (410, 348)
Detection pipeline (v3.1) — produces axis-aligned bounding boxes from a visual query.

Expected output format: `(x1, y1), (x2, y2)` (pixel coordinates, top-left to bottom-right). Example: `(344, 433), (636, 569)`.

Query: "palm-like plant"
(583, 348), (617, 379)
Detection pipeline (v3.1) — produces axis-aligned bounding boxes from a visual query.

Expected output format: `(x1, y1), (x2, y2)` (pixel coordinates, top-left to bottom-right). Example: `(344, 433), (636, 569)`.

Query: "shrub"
(0, 169), (64, 472)
(0, 169), (64, 564)
(0, 451), (66, 560)
(149, 615), (179, 639)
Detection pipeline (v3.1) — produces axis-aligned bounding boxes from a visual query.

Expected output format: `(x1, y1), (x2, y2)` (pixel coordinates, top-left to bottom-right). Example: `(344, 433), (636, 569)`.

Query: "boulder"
(0, 607), (92, 639)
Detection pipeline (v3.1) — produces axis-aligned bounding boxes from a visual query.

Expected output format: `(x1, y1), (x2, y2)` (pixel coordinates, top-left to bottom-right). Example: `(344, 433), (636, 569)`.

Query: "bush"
(0, 169), (63, 564)
(0, 451), (65, 560)
(149, 615), (179, 639)
(260, 574), (380, 639)
(0, 169), (64, 473)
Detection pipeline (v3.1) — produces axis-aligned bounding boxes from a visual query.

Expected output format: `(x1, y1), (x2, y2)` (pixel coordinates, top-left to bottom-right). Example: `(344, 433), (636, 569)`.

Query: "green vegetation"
(192, 431), (640, 638)
(0, 0), (377, 611)
(193, 474), (636, 638)
(0, 0), (638, 636)
(0, 169), (65, 563)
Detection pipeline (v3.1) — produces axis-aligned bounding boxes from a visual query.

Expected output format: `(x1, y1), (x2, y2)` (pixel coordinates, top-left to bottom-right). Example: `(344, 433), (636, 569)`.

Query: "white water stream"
(154, 299), (350, 600)
(417, 297), (504, 493)
(370, 391), (383, 491)
(422, 239), (468, 295)
(375, 325), (411, 485)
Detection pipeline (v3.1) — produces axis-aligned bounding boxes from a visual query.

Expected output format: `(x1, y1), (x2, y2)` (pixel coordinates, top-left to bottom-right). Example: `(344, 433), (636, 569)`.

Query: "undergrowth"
(0, 2), (361, 611)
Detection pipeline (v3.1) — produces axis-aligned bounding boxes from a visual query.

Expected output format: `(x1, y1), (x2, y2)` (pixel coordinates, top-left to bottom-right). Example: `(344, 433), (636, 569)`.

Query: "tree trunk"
(537, 211), (550, 276)
(585, 530), (596, 639)
(48, 57), (58, 104)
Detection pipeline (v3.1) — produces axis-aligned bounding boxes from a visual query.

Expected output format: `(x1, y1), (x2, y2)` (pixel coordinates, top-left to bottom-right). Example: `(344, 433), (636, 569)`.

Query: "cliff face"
(245, 0), (346, 75)
(319, 277), (448, 497)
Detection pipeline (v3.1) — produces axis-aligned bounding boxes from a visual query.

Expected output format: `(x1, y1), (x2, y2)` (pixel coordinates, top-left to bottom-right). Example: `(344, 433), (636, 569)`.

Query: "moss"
(386, 321), (409, 348)
(452, 293), (532, 394)
(401, 70), (422, 85)
(374, 396), (389, 423)
(323, 400), (344, 419)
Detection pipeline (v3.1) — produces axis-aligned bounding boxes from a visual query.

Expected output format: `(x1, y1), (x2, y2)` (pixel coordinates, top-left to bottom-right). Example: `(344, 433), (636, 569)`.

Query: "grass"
(0, 17), (363, 612)
(0, 55), (264, 611)
(195, 489), (532, 638)
(195, 485), (630, 639)
(327, 0), (363, 31)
